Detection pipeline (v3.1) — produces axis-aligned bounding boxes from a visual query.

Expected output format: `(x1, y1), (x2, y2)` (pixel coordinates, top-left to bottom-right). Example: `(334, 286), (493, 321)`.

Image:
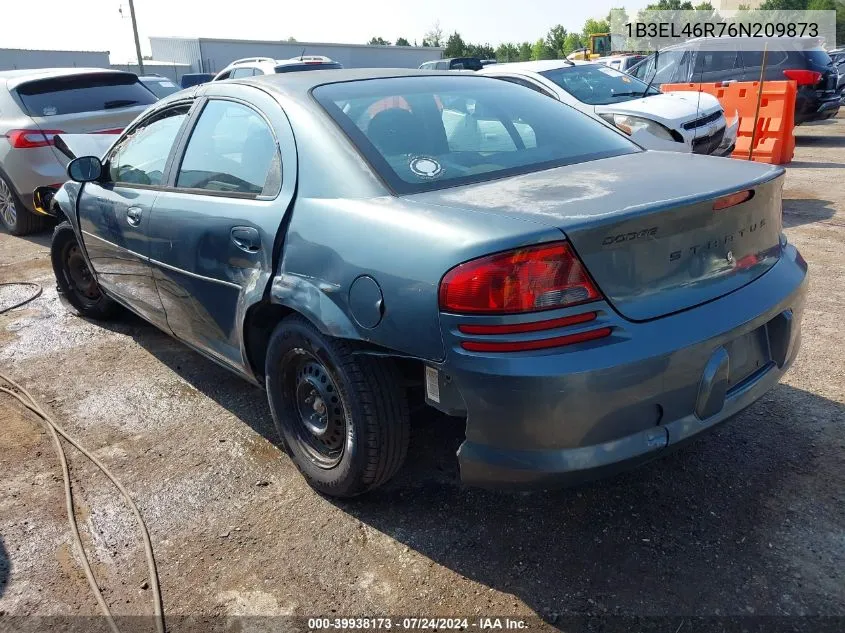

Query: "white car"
(479, 60), (738, 156)
(212, 56), (342, 81)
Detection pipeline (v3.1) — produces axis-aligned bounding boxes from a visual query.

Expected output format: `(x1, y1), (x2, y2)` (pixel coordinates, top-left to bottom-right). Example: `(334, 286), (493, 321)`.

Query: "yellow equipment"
(567, 33), (612, 61)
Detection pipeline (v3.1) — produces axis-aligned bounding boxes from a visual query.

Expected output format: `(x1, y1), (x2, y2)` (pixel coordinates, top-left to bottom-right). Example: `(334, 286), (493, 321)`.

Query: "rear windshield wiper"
(103, 99), (140, 110)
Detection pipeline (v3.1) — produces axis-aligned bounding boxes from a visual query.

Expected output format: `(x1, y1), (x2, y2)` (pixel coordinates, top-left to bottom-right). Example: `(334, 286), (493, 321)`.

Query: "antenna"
(300, 47), (306, 61)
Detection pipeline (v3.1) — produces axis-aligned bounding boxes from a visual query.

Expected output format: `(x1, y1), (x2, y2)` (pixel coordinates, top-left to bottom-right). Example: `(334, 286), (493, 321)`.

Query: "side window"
(230, 67), (255, 78)
(216, 71), (232, 81)
(253, 68), (265, 76)
(436, 62), (448, 70)
(108, 106), (189, 186)
(693, 50), (741, 76)
(176, 100), (280, 196)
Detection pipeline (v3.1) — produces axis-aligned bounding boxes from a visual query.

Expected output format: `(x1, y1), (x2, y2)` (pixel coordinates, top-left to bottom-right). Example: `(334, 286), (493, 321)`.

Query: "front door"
(78, 104), (192, 329)
(146, 89), (296, 372)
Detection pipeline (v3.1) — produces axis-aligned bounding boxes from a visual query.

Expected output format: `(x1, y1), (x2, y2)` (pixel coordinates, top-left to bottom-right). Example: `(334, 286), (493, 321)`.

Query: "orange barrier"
(661, 81), (797, 165)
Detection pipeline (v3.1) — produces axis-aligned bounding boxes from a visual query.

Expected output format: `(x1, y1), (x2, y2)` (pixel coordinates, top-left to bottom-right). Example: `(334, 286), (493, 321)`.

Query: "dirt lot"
(1, 119), (844, 632)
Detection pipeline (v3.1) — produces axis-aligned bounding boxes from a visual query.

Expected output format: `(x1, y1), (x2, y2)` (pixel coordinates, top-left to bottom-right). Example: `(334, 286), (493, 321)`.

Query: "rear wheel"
(265, 315), (410, 497)
(0, 175), (46, 236)
(51, 222), (118, 320)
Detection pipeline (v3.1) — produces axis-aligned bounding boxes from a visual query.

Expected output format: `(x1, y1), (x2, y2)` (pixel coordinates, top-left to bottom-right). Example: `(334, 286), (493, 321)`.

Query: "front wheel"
(265, 315), (410, 497)
(51, 222), (118, 320)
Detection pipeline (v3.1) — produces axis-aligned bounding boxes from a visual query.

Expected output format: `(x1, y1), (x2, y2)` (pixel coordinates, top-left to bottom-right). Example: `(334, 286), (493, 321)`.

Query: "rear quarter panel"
(274, 195), (561, 361)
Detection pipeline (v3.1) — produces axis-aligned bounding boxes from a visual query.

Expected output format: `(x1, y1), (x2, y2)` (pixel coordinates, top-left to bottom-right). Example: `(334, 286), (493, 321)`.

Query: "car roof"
(658, 36), (825, 52)
(482, 60), (593, 73)
(0, 67), (136, 91)
(233, 67), (462, 95)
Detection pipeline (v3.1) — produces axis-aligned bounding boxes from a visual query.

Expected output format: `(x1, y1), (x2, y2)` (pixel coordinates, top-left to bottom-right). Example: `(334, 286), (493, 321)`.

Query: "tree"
(545, 25), (569, 58)
(563, 32), (584, 56)
(582, 17), (611, 38)
(368, 37), (390, 45)
(444, 31), (467, 57)
(531, 38), (557, 60)
(466, 43), (496, 59)
(424, 21), (443, 47)
(395, 37), (410, 46)
(645, 0), (695, 8)
(495, 43), (520, 62)
(518, 41), (533, 61)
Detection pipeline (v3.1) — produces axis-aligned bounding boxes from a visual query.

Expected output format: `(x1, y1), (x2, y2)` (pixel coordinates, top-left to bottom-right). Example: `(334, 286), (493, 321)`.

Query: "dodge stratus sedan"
(48, 69), (806, 497)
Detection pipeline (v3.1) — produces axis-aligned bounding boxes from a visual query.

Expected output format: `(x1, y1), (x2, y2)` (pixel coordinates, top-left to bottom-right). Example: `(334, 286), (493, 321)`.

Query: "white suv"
(212, 56), (342, 81)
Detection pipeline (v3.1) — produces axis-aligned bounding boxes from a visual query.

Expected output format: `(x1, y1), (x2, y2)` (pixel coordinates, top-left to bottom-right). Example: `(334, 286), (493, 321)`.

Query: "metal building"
(149, 36), (445, 73)
(0, 48), (110, 71)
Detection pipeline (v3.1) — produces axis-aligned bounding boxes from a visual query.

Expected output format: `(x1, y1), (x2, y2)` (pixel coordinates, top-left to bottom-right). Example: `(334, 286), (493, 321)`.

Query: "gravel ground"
(0, 118), (843, 632)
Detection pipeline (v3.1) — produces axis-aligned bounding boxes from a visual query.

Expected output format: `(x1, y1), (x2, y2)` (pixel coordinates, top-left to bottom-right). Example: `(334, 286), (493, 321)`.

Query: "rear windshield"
(141, 78), (180, 98)
(451, 58), (483, 71)
(804, 49), (833, 68)
(15, 73), (157, 117)
(313, 75), (637, 194)
(275, 62), (343, 73)
(540, 64), (660, 105)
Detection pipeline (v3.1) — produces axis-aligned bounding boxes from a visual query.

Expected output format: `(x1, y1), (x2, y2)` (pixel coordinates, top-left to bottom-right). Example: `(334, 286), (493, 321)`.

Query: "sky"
(3, 0), (651, 62)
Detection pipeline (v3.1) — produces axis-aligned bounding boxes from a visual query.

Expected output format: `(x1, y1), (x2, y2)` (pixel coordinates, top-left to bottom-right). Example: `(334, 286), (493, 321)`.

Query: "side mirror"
(67, 156), (103, 183)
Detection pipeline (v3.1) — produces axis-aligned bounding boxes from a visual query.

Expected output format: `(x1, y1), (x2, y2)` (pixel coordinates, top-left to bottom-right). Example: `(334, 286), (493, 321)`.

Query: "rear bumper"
(795, 94), (840, 125)
(0, 145), (66, 212)
(434, 244), (808, 490)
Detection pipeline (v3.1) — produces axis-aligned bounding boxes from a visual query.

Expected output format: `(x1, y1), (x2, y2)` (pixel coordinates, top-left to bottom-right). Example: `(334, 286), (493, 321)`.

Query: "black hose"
(0, 282), (43, 314)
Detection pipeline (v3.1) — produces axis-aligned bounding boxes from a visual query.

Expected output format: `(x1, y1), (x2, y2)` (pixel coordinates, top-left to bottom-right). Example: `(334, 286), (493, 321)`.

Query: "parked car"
(213, 56), (342, 81)
(0, 68), (157, 235)
(419, 57), (484, 71)
(47, 69), (806, 497)
(480, 60), (737, 156)
(599, 54), (646, 72)
(627, 37), (841, 124)
(139, 75), (181, 99)
(180, 73), (214, 89)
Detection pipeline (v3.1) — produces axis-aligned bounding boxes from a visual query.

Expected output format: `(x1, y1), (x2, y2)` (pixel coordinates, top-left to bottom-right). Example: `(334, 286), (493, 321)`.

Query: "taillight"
(783, 69), (822, 86)
(439, 242), (602, 314)
(713, 189), (753, 211)
(6, 129), (64, 149)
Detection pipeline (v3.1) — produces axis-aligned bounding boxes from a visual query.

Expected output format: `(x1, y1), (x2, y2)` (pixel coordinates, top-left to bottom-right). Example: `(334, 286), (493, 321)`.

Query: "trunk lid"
(409, 151), (785, 321)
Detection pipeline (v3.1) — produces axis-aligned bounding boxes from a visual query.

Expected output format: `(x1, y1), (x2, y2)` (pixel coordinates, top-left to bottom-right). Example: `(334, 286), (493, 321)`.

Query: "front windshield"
(313, 75), (638, 194)
(539, 64), (660, 105)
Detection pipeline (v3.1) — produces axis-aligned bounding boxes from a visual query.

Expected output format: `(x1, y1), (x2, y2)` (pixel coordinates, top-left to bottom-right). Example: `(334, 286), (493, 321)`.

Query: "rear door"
(146, 85), (297, 371)
(78, 102), (193, 329)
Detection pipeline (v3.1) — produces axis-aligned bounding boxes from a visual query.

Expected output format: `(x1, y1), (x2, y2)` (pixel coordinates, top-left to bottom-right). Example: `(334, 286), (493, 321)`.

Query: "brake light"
(439, 242), (601, 314)
(6, 129), (64, 149)
(713, 189), (753, 211)
(783, 69), (822, 86)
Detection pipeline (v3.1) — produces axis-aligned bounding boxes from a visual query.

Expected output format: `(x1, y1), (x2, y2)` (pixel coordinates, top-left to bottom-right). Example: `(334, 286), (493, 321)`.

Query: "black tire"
(51, 222), (118, 320)
(265, 315), (410, 497)
(0, 174), (47, 236)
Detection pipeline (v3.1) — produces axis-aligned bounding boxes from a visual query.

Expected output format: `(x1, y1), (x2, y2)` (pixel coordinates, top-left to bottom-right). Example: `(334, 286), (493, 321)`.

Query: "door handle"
(230, 226), (261, 253)
(126, 206), (143, 227)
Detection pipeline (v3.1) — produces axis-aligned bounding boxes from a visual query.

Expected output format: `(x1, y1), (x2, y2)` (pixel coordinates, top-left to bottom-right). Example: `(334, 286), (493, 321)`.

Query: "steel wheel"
(0, 178), (16, 228)
(61, 242), (101, 307)
(284, 350), (347, 469)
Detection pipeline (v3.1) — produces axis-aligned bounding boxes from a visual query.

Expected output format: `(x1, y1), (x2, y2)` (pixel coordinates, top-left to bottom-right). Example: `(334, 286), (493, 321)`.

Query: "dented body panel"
(50, 69), (808, 489)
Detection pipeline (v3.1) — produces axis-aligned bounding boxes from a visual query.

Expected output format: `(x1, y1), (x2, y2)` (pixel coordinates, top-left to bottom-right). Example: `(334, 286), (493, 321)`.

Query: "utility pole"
(127, 0), (145, 75)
